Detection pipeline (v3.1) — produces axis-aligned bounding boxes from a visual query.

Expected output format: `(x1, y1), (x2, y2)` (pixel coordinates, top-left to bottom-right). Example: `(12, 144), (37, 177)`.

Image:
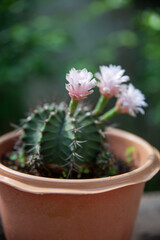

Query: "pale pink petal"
(95, 65), (130, 98)
(116, 84), (148, 117)
(66, 68), (97, 101)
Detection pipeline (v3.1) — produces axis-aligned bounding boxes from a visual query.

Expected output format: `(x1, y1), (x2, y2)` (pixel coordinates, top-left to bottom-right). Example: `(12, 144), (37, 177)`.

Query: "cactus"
(13, 65), (147, 179)
(21, 103), (105, 177)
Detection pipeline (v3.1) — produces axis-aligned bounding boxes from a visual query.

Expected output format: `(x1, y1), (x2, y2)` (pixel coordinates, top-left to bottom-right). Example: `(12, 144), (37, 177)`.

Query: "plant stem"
(93, 95), (108, 115)
(69, 99), (78, 115)
(100, 107), (118, 121)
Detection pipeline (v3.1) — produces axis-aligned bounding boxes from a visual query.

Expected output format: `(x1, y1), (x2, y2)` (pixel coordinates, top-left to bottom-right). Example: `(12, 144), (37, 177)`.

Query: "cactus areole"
(3, 65), (147, 179)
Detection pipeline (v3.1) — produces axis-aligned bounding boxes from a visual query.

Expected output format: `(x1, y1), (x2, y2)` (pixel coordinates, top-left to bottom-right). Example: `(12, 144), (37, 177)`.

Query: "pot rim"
(0, 128), (159, 194)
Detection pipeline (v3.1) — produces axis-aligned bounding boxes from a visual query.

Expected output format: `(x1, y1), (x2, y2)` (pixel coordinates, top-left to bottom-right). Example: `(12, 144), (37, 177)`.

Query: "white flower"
(95, 64), (130, 98)
(116, 84), (148, 117)
(66, 68), (97, 101)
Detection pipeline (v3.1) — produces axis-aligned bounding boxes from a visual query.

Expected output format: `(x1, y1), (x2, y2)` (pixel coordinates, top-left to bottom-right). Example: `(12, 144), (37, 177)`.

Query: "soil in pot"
(1, 136), (135, 179)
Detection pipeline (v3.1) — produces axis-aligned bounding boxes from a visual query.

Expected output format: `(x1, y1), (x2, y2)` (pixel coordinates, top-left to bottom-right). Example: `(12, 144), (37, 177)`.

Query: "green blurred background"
(0, 0), (160, 190)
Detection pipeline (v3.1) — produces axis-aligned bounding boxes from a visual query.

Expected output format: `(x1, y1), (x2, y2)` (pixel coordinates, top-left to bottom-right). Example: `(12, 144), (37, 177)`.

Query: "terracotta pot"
(0, 128), (159, 240)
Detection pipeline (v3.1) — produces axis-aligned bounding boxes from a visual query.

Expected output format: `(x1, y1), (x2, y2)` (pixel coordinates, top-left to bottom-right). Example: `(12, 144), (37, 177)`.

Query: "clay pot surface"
(0, 128), (159, 240)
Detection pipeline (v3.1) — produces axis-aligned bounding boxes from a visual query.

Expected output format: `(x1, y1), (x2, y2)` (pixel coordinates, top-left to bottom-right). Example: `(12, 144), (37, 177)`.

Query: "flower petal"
(66, 68), (96, 101)
(95, 65), (130, 98)
(116, 84), (148, 117)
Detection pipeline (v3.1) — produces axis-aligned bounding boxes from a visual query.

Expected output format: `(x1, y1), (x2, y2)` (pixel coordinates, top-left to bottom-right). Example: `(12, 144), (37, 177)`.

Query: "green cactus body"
(21, 104), (105, 175)
(73, 110), (104, 164)
(21, 103), (55, 153)
(40, 109), (75, 165)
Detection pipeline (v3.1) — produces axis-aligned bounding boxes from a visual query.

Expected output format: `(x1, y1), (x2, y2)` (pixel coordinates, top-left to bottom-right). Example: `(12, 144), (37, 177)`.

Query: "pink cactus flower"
(66, 68), (97, 101)
(95, 65), (129, 98)
(116, 84), (148, 117)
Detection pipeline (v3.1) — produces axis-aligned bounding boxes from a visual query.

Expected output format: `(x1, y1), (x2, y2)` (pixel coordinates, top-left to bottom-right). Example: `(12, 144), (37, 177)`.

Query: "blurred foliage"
(0, 0), (160, 190)
(134, 10), (160, 125)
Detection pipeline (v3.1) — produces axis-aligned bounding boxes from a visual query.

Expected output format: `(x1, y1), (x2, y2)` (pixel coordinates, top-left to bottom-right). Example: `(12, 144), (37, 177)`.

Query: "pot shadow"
(140, 234), (160, 240)
(0, 221), (5, 240)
